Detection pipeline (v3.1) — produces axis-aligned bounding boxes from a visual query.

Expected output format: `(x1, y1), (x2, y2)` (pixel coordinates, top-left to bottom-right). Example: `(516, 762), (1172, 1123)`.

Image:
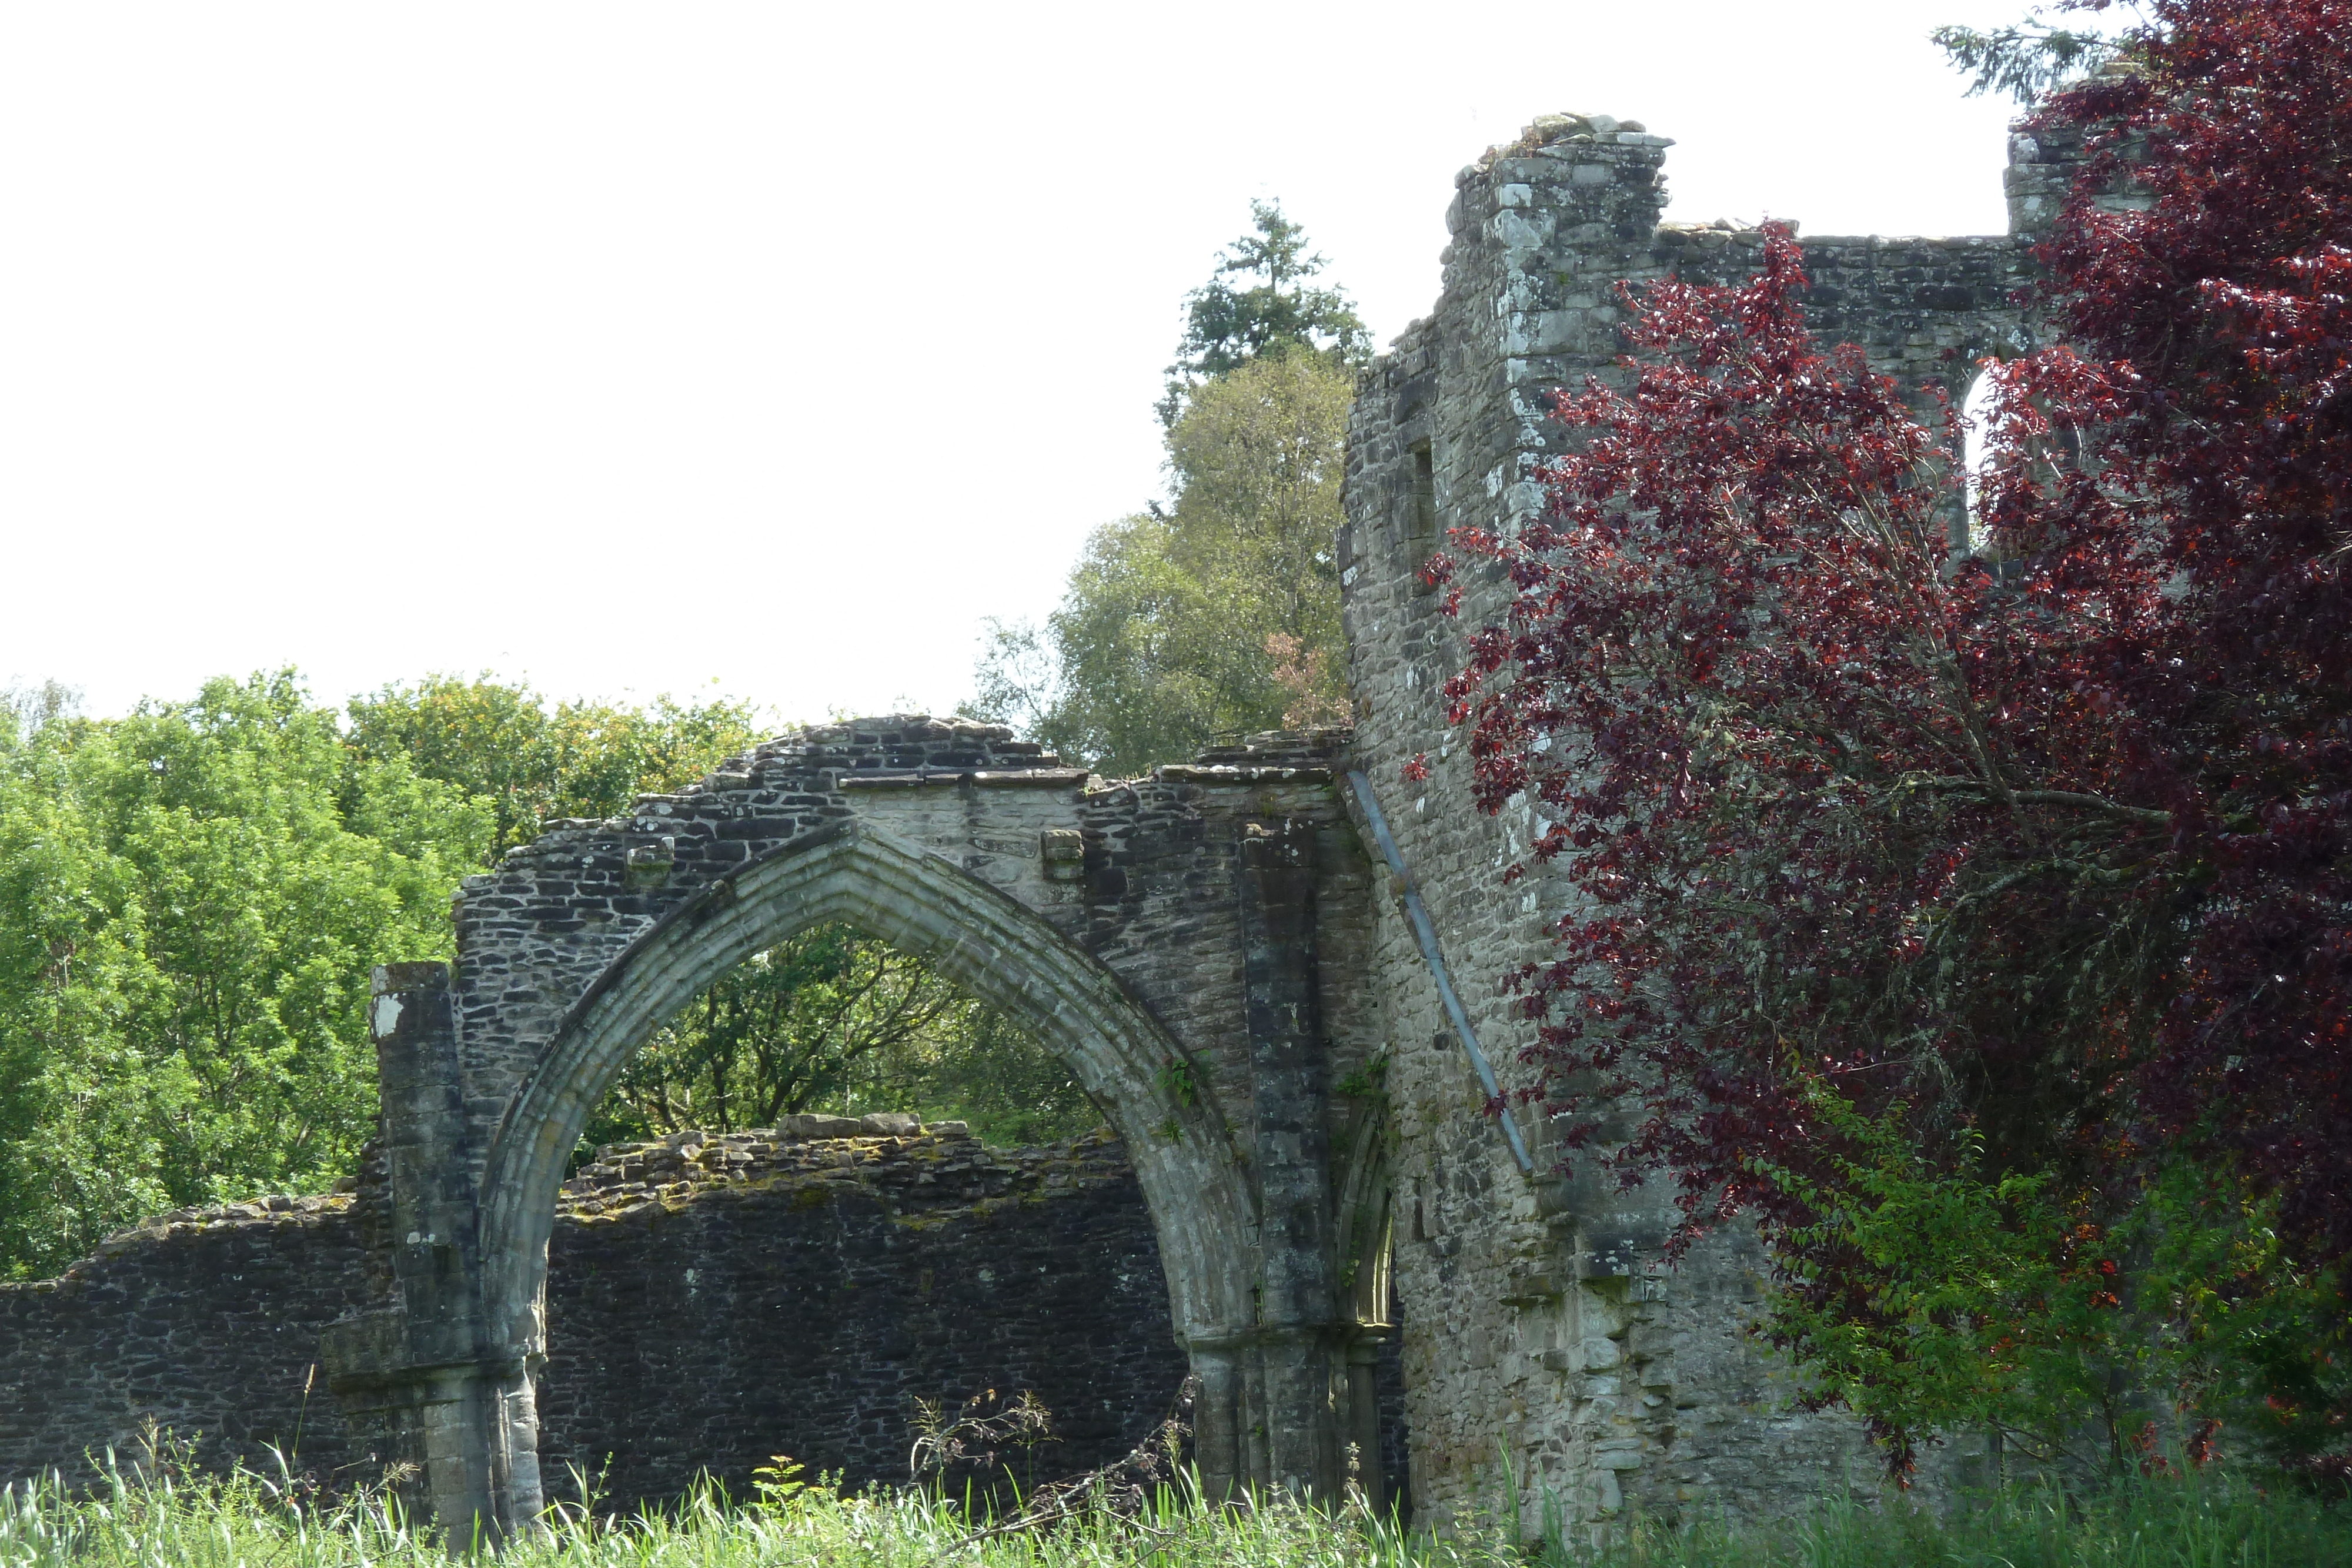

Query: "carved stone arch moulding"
(475, 818), (1257, 1367)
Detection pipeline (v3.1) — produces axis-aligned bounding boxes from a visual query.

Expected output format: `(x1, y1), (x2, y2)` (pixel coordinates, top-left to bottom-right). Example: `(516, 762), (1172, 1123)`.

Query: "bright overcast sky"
(1, 1), (2029, 724)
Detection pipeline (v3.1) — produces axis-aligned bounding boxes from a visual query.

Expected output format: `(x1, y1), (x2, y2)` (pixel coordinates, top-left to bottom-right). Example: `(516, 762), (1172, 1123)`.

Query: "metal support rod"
(1345, 770), (1535, 1174)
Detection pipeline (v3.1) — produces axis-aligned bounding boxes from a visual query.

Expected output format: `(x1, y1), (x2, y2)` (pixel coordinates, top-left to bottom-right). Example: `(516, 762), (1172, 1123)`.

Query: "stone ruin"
(1337, 109), (2069, 1528)
(0, 1115), (1261, 1516)
(0, 111), (2092, 1537)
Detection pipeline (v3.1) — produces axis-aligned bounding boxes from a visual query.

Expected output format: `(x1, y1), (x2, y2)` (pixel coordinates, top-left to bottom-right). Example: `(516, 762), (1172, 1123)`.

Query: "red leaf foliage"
(1439, 0), (2352, 1315)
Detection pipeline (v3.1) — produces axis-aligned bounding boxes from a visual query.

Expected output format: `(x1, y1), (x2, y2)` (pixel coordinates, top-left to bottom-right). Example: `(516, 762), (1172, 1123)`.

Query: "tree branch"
(1902, 777), (2170, 825)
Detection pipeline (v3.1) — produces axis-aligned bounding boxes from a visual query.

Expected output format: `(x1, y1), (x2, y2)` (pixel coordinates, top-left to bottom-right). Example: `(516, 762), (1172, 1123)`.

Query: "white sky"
(1, 1), (2027, 724)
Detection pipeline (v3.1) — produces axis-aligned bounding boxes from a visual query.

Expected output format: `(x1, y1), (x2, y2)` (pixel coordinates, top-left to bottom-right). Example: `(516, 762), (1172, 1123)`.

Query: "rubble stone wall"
(0, 1193), (373, 1486)
(0, 1126), (1231, 1513)
(536, 1124), (1188, 1510)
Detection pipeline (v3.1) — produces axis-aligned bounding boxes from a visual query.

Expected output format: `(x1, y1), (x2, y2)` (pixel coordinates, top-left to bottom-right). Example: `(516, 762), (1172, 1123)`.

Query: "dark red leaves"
(1435, 0), (2352, 1461)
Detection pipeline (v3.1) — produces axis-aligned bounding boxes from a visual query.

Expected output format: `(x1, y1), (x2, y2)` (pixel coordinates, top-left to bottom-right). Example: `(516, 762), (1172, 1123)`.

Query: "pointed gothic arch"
(323, 720), (1381, 1540)
(474, 818), (1258, 1389)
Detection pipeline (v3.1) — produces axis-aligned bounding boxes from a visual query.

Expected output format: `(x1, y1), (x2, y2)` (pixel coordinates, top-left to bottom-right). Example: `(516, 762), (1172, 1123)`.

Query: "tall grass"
(0, 1451), (2343, 1568)
(1544, 1476), (2352, 1566)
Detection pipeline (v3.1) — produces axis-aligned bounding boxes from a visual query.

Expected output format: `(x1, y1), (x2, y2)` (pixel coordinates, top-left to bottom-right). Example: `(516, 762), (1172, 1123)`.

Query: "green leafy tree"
(0, 672), (489, 1274)
(345, 675), (771, 855)
(977, 349), (1355, 776)
(873, 1004), (1102, 1148)
(1758, 1084), (2350, 1476)
(979, 206), (1361, 775)
(588, 921), (1099, 1151)
(1, 680), (78, 747)
(1161, 199), (1369, 424)
(1932, 9), (2116, 103)
(594, 924), (968, 1137)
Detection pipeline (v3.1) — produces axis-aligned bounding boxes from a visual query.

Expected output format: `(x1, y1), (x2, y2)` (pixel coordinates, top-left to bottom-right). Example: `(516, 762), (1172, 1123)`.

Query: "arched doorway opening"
(526, 908), (1183, 1512)
(470, 822), (1264, 1522)
(325, 720), (1388, 1540)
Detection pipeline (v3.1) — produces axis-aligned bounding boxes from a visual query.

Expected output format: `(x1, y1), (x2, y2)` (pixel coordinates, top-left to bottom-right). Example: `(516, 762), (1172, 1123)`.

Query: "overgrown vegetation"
(1424, 0), (2352, 1479)
(2, 1444), (2346, 1568)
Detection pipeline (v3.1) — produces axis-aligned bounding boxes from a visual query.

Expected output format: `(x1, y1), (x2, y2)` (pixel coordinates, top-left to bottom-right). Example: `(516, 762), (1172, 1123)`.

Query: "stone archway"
(481, 817), (1254, 1349)
(480, 821), (1261, 1515)
(322, 718), (1387, 1539)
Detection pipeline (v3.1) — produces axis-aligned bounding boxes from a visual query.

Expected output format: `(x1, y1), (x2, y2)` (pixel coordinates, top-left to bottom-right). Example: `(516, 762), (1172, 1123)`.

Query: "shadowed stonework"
(0, 1125), (1258, 1509)
(533, 1125), (1188, 1509)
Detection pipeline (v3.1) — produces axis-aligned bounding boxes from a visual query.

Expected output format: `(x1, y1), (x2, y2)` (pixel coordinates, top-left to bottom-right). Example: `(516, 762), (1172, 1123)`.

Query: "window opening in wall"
(1960, 370), (1999, 553)
(576, 920), (1105, 1161)
(1407, 443), (1436, 549)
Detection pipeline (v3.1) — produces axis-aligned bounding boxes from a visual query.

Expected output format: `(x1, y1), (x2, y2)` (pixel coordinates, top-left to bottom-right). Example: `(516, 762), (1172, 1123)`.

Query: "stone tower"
(1338, 111), (2062, 1530)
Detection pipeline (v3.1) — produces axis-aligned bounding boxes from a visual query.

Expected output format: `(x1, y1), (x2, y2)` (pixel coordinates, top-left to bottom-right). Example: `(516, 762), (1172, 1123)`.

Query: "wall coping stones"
(836, 768), (1092, 790)
(554, 1125), (1135, 1226)
(6, 1124), (1116, 1293)
(76, 1193), (356, 1257)
(1155, 765), (1335, 785)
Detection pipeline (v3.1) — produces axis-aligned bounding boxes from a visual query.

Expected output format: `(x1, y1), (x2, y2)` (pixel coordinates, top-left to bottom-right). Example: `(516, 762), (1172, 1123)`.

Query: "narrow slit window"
(1407, 443), (1437, 547)
(1961, 372), (1997, 553)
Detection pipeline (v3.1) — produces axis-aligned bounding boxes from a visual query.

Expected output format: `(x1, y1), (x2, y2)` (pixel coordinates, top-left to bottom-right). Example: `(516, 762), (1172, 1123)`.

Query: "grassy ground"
(0, 1455), (2346, 1568)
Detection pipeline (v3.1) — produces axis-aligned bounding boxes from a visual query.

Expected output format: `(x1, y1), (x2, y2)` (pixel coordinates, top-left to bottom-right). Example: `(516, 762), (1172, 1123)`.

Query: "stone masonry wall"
(0, 1124), (1239, 1511)
(420, 716), (1399, 1511)
(1340, 113), (2032, 1534)
(0, 1191), (375, 1486)
(447, 723), (1388, 1231)
(536, 1122), (1186, 1511)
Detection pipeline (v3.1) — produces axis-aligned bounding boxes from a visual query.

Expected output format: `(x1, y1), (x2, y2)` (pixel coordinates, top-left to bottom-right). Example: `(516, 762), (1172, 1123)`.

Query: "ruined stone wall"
(0, 1192), (375, 1485)
(536, 1123), (1185, 1510)
(5, 112), (2089, 1534)
(0, 1126), (1228, 1510)
(414, 716), (1401, 1514)
(1341, 113), (2030, 1533)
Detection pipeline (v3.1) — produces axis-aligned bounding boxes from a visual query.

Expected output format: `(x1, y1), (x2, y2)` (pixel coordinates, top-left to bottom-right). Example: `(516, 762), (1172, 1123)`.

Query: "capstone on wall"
(1338, 111), (2055, 1533)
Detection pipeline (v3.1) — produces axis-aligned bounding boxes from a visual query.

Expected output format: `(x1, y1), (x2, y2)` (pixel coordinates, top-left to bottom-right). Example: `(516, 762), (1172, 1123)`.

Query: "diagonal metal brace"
(1345, 770), (1534, 1175)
